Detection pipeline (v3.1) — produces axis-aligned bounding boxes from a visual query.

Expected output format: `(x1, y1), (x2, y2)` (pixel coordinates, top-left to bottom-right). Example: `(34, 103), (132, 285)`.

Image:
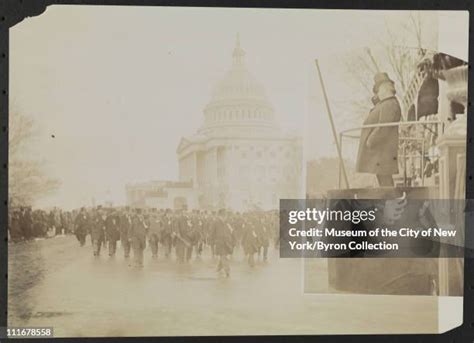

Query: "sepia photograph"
(7, 6), (469, 337)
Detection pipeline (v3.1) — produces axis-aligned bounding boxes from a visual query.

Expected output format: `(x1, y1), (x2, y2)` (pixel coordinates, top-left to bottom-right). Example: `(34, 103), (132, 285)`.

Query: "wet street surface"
(9, 236), (438, 337)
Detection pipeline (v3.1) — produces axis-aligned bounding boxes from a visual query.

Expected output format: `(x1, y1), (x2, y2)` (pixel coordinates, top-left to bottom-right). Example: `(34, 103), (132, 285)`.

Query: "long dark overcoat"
(211, 217), (234, 256)
(356, 96), (401, 175)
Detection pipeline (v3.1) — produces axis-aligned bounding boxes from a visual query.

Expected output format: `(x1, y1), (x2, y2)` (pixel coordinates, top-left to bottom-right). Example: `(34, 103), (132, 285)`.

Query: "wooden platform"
(325, 186), (445, 295)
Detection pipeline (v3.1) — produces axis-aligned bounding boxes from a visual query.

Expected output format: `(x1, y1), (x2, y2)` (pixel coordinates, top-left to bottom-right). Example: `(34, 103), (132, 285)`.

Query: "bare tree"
(9, 111), (60, 207)
(340, 12), (431, 121)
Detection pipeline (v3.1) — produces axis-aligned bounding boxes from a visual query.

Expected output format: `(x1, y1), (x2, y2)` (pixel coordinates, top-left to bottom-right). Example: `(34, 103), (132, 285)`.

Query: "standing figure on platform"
(356, 72), (401, 187)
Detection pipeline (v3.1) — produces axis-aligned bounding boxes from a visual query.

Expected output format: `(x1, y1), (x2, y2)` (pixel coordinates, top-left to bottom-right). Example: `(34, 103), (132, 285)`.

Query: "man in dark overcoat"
(91, 206), (106, 256)
(130, 208), (148, 267)
(161, 209), (173, 258)
(119, 207), (132, 258)
(356, 72), (401, 187)
(241, 214), (259, 267)
(211, 209), (234, 277)
(173, 211), (191, 263)
(105, 209), (120, 257)
(148, 208), (162, 258)
(74, 207), (89, 246)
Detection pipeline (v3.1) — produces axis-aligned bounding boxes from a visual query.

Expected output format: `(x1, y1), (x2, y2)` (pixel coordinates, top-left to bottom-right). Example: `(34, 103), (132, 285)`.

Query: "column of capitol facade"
(177, 35), (302, 211)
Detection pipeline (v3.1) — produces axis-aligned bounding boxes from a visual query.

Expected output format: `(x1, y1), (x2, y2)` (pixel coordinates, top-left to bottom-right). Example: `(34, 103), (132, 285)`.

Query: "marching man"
(211, 209), (234, 278)
(130, 208), (148, 268)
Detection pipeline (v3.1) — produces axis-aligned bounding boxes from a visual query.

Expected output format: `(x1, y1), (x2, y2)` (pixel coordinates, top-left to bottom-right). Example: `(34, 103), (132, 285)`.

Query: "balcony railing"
(338, 120), (445, 188)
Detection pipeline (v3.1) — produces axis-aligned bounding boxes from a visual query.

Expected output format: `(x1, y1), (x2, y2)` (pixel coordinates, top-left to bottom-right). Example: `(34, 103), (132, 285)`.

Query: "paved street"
(8, 235), (438, 337)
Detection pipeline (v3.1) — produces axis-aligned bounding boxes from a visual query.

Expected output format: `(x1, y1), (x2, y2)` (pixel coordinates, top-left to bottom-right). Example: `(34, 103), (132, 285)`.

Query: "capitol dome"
(199, 35), (278, 134)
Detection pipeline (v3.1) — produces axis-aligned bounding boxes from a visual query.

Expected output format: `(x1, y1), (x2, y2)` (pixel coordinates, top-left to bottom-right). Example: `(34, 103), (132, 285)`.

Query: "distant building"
(126, 36), (302, 210)
(125, 180), (194, 209)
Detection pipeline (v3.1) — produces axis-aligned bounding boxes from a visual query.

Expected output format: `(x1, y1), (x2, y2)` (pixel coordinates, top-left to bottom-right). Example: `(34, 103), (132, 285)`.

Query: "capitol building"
(126, 36), (302, 210)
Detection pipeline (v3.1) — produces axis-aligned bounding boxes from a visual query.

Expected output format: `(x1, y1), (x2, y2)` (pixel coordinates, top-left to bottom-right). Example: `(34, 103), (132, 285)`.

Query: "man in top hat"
(356, 72), (401, 187)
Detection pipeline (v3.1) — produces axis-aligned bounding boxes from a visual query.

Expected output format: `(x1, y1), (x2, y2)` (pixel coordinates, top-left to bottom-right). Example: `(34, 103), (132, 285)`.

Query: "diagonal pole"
(314, 59), (350, 189)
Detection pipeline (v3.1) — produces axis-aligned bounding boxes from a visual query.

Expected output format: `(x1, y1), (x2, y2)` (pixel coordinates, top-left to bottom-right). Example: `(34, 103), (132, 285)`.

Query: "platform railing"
(338, 120), (445, 188)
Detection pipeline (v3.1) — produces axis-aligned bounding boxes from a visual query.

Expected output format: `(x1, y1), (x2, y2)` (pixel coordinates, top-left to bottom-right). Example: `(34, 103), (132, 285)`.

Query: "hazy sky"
(10, 7), (468, 209)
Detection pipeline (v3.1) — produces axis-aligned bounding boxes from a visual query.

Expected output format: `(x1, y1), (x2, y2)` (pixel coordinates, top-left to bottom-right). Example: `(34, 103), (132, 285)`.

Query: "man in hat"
(148, 208), (162, 259)
(91, 206), (106, 256)
(161, 209), (173, 258)
(173, 209), (191, 263)
(130, 208), (148, 267)
(74, 207), (89, 246)
(211, 209), (234, 277)
(241, 213), (259, 267)
(105, 208), (120, 257)
(119, 206), (132, 258)
(356, 72), (401, 187)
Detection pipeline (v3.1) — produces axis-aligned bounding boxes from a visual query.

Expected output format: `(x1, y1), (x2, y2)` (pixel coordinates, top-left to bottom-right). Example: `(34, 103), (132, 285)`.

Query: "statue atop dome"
(232, 33), (246, 66)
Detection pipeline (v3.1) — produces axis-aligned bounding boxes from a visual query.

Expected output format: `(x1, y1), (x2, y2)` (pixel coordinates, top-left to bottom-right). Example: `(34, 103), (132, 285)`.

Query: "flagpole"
(314, 59), (350, 189)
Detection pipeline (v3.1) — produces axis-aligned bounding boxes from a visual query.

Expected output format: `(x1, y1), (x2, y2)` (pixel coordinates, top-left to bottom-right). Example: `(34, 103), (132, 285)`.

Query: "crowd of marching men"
(8, 207), (74, 241)
(8, 206), (280, 277)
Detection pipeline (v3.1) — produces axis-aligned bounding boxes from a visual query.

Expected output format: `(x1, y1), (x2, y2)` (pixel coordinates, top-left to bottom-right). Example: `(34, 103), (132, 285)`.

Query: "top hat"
(373, 72), (395, 93)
